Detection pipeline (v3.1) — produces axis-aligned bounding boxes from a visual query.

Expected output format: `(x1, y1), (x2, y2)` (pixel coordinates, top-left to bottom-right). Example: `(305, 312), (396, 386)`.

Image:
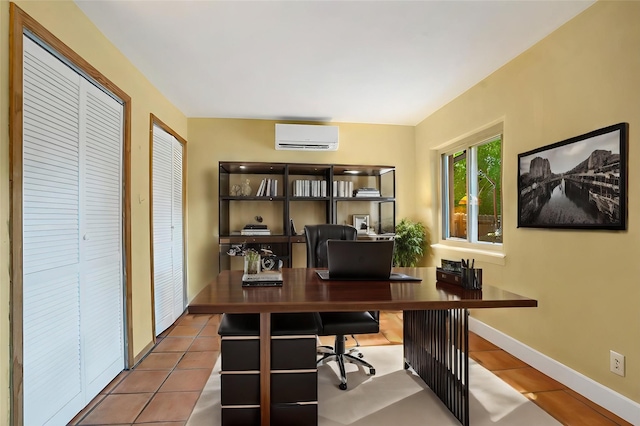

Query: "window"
(442, 134), (502, 245)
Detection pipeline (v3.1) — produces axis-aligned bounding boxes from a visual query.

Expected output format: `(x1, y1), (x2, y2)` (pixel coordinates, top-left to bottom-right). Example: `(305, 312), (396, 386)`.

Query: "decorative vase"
(244, 250), (260, 274)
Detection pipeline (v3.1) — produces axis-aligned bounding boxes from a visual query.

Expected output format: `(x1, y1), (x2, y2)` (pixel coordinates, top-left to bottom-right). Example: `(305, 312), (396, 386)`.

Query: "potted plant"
(393, 218), (427, 267)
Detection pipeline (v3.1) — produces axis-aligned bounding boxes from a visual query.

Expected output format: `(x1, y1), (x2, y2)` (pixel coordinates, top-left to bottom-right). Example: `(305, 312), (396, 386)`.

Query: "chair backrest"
(304, 224), (357, 268)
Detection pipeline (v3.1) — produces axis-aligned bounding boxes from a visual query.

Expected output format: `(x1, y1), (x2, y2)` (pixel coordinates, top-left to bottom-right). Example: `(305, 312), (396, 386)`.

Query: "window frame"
(437, 123), (504, 254)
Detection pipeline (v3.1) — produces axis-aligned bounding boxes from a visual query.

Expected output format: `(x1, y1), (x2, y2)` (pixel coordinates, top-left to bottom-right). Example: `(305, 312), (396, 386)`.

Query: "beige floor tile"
(159, 369), (211, 392)
(100, 371), (129, 394)
(188, 336), (219, 351)
(198, 325), (219, 337)
(176, 351), (218, 369)
(135, 392), (200, 423)
(68, 394), (106, 425)
(136, 352), (183, 370)
(79, 393), (153, 425)
(169, 325), (203, 337)
(178, 314), (212, 326)
(155, 337), (195, 352)
(112, 370), (170, 393)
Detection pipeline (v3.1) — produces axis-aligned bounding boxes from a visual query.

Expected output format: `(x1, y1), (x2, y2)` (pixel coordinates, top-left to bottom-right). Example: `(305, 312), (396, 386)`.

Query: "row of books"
(255, 179), (278, 197)
(292, 179), (327, 197)
(248, 179), (381, 198)
(333, 181), (354, 198)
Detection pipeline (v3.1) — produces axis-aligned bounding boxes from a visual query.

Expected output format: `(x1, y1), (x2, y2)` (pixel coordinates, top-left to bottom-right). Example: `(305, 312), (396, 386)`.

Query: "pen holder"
(461, 267), (482, 290)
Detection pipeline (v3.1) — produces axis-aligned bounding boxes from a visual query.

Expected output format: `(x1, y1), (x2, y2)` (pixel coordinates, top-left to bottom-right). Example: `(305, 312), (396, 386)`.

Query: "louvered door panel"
(22, 35), (83, 426)
(80, 81), (124, 395)
(172, 138), (185, 317)
(22, 35), (125, 425)
(153, 127), (176, 333)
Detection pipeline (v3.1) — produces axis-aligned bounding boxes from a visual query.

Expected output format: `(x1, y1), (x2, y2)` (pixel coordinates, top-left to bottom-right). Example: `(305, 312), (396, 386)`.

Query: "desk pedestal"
(404, 309), (470, 426)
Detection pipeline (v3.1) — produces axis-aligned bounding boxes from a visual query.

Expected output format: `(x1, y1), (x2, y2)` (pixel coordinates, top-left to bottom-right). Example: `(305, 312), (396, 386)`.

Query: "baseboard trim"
(469, 317), (640, 425)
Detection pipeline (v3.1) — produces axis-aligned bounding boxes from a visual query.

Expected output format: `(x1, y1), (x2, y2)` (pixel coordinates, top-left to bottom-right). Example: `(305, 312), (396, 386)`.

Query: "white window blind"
(22, 35), (124, 425)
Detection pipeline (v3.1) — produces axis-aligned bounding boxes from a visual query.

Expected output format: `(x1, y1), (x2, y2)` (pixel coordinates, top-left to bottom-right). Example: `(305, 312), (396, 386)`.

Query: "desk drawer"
(271, 371), (317, 403)
(271, 402), (318, 426)
(221, 338), (259, 371)
(221, 406), (260, 426)
(272, 337), (317, 370)
(221, 373), (260, 405)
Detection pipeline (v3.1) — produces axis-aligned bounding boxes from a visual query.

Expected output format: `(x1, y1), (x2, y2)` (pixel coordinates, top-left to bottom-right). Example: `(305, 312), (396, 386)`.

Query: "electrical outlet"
(610, 350), (625, 377)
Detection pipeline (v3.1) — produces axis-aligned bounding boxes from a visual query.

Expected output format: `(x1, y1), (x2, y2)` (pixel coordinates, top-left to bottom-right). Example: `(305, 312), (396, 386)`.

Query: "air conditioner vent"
(275, 124), (339, 151)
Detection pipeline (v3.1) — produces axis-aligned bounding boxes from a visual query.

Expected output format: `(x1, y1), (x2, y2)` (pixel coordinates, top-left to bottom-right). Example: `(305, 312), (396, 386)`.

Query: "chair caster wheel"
(339, 383), (347, 390)
(369, 368), (376, 375)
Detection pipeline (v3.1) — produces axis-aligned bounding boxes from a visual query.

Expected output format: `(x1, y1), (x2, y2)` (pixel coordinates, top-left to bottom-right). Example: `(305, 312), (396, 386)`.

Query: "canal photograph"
(518, 123), (627, 230)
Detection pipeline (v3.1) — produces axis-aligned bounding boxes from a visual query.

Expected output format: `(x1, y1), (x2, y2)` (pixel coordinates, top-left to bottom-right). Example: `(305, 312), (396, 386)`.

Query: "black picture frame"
(290, 218), (297, 235)
(517, 123), (628, 230)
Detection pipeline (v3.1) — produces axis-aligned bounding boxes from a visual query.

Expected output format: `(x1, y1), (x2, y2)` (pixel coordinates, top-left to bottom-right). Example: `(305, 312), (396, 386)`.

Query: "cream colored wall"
(416, 1), (639, 402)
(0, 2), (188, 423)
(186, 119), (415, 299)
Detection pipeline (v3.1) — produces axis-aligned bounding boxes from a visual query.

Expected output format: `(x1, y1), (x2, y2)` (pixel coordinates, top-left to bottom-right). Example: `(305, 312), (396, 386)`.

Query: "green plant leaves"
(392, 218), (427, 267)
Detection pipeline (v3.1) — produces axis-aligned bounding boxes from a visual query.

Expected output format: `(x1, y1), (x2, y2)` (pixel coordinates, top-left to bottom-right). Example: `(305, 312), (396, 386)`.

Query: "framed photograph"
(518, 122), (628, 230)
(353, 214), (370, 233)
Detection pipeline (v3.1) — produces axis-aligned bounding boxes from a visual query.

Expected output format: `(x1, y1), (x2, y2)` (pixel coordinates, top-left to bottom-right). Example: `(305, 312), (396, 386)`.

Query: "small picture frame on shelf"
(353, 214), (370, 234)
(290, 219), (297, 235)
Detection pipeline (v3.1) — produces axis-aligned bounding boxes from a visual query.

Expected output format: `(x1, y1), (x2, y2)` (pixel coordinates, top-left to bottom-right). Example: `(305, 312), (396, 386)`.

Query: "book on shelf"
(354, 187), (381, 197)
(243, 224), (267, 229)
(241, 229), (271, 235)
(255, 178), (278, 196)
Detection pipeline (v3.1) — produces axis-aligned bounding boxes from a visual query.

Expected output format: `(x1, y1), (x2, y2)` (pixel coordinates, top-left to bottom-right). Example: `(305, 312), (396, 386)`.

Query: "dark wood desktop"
(189, 267), (538, 426)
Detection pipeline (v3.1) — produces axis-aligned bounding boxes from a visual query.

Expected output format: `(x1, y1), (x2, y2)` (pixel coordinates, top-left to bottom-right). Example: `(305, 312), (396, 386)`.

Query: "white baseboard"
(469, 317), (640, 425)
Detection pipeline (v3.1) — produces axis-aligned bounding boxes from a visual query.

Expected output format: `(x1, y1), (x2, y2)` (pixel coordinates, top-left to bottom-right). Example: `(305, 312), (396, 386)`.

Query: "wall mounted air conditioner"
(275, 123), (339, 151)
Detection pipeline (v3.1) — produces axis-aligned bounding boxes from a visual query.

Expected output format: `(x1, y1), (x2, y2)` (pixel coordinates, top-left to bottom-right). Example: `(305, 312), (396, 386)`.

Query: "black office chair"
(304, 224), (378, 390)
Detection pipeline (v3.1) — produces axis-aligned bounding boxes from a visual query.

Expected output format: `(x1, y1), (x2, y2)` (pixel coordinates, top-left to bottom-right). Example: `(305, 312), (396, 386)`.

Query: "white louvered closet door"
(22, 35), (124, 426)
(153, 125), (185, 335)
(80, 79), (125, 397)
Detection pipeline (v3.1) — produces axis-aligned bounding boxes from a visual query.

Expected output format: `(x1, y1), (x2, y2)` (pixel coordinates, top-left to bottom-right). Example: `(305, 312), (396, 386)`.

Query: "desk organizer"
(436, 259), (482, 290)
(461, 267), (482, 290)
(436, 267), (462, 285)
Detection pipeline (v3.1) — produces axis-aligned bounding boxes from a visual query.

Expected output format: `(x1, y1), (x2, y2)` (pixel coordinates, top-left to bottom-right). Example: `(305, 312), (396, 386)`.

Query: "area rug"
(187, 345), (560, 426)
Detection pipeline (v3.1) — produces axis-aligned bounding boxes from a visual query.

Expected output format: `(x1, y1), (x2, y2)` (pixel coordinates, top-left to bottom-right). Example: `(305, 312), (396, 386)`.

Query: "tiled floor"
(69, 311), (632, 426)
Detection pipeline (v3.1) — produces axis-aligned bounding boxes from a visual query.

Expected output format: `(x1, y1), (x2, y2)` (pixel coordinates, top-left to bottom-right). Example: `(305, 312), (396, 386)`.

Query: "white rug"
(187, 345), (560, 426)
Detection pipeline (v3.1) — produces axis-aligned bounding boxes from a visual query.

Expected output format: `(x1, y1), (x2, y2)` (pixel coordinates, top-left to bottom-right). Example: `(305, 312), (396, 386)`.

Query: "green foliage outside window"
(453, 138), (502, 217)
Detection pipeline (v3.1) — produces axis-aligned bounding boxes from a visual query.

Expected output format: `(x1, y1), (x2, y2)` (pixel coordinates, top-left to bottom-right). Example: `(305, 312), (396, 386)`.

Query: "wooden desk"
(189, 267), (537, 426)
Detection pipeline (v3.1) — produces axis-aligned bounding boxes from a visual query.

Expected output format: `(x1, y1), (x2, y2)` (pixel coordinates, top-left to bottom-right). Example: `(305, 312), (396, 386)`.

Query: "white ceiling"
(75, 0), (595, 126)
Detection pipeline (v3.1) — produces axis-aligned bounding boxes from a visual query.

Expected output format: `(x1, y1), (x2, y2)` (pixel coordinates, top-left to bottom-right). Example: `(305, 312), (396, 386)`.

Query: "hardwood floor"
(69, 312), (631, 426)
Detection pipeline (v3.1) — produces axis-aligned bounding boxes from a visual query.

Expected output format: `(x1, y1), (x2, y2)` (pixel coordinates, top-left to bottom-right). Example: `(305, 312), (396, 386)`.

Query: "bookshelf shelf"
(218, 161), (395, 271)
